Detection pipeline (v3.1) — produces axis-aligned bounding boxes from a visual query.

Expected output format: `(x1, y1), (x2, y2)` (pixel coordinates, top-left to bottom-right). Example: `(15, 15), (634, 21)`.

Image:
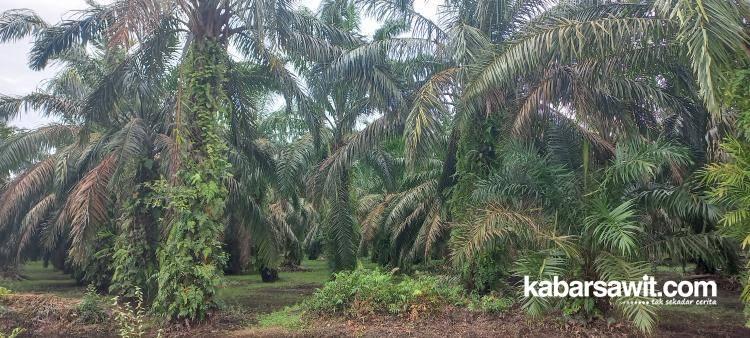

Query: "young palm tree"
(704, 68), (750, 310)
(302, 0), (418, 271)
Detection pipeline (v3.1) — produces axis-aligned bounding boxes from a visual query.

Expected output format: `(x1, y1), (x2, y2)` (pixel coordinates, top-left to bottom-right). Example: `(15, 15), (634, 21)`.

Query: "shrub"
(302, 269), (466, 316)
(0, 287), (10, 322)
(0, 287), (11, 297)
(76, 285), (108, 324)
(306, 237), (323, 260)
(257, 306), (305, 330)
(0, 328), (25, 338)
(469, 294), (514, 313)
(460, 247), (511, 294)
(561, 297), (599, 318)
(112, 287), (149, 338)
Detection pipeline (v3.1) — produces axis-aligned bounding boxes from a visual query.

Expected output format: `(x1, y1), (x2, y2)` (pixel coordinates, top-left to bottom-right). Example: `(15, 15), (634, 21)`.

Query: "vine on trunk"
(153, 40), (231, 321)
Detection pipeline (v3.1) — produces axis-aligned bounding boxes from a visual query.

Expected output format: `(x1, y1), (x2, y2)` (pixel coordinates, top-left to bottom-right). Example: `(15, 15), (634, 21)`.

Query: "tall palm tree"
(0, 38), (175, 293)
(311, 0), (747, 332)
(225, 87), (322, 280)
(0, 0), (354, 319)
(331, 0), (746, 261)
(302, 0), (435, 271)
(2, 0), (356, 316)
(0, 121), (18, 277)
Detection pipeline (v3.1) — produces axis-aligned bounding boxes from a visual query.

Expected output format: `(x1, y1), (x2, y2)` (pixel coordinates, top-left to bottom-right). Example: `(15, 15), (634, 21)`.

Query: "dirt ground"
(0, 294), (111, 337)
(232, 303), (750, 337)
(3, 292), (750, 337)
(0, 295), (629, 337)
(230, 307), (634, 337)
(2, 262), (750, 337)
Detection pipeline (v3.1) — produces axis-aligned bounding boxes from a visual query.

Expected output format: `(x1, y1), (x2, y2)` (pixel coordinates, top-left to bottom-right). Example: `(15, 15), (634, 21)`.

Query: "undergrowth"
(257, 306), (305, 330)
(301, 268), (511, 317)
(0, 287), (11, 297)
(0, 328), (24, 338)
(75, 285), (108, 324)
(112, 286), (151, 338)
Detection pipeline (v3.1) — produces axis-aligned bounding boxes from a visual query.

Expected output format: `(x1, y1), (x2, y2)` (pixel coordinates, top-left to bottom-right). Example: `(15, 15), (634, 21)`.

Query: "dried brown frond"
(64, 153), (117, 264)
(108, 0), (169, 48)
(0, 157), (55, 232)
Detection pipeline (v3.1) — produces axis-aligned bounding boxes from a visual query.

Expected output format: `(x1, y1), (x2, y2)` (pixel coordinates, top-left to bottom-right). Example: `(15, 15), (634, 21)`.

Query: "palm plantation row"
(0, 0), (749, 333)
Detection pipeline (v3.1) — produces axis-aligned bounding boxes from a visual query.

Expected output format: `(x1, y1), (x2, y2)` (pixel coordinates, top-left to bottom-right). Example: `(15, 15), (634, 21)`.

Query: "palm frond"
(16, 193), (56, 259)
(0, 93), (79, 121)
(0, 157), (55, 234)
(29, 6), (112, 70)
(467, 15), (674, 97)
(404, 68), (457, 167)
(653, 0), (749, 116)
(595, 253), (656, 333)
(309, 115), (402, 198)
(0, 124), (78, 172)
(0, 9), (47, 42)
(585, 199), (641, 256)
(65, 153), (117, 265)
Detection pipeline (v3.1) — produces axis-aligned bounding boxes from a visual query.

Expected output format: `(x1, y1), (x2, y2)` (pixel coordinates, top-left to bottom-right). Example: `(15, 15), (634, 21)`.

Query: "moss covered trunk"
(154, 38), (231, 320)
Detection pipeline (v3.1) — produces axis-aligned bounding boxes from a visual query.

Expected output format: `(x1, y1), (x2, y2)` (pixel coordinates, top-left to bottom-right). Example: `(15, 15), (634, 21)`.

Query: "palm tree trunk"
(154, 37), (231, 320)
(225, 219), (252, 274)
(111, 159), (160, 301)
(0, 261), (19, 279)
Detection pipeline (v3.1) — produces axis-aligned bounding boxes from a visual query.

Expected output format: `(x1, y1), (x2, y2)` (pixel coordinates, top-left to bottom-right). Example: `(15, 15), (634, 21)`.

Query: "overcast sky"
(1, 0), (90, 128)
(1, 0), (437, 129)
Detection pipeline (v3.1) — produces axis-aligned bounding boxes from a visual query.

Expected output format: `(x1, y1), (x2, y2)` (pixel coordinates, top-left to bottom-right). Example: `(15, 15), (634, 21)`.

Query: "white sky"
(0, 0), (438, 129)
(1, 0), (90, 128)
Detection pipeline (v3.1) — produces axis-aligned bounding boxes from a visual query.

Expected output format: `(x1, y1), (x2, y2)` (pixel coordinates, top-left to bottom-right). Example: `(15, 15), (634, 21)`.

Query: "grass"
(0, 262), (84, 298)
(217, 259), (331, 312)
(1, 259), (333, 312)
(256, 306), (305, 330)
(217, 258), (379, 312)
(221, 259), (331, 290)
(2, 258), (373, 310)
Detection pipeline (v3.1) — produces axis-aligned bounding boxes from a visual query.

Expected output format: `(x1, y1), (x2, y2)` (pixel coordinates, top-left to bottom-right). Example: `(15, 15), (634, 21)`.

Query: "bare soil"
(230, 307), (635, 337)
(3, 290), (750, 337)
(0, 294), (113, 337)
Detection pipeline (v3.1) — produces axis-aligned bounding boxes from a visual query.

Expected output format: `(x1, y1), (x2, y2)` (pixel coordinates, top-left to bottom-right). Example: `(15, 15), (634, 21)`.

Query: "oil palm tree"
(301, 0), (418, 271)
(0, 42), (324, 297)
(337, 0), (746, 261)
(0, 121), (19, 277)
(704, 68), (750, 310)
(0, 0), (747, 330)
(312, 0), (747, 332)
(225, 95), (322, 280)
(0, 38), (177, 293)
(0, 0), (354, 319)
